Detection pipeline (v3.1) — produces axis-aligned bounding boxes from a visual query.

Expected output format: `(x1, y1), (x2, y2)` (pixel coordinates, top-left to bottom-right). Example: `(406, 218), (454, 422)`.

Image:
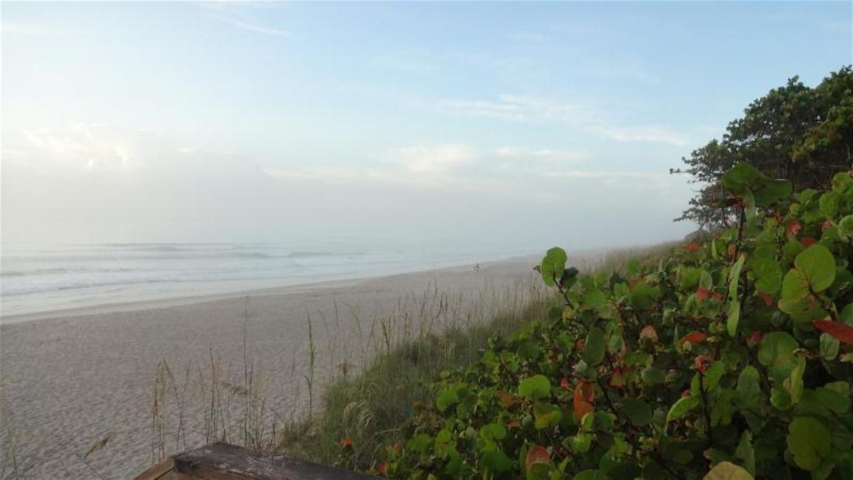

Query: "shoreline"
(0, 246), (626, 479)
(0, 253), (543, 325)
(0, 252), (557, 479)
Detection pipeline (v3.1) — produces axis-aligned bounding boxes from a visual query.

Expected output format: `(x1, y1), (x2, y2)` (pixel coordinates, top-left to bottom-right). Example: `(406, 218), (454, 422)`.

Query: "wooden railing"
(136, 442), (374, 479)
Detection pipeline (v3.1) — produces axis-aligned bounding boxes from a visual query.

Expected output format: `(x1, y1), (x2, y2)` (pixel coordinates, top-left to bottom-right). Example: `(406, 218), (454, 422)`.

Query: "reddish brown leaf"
(801, 236), (817, 247)
(696, 287), (710, 300)
(508, 420), (520, 429)
(560, 377), (570, 390)
(712, 292), (723, 301)
(573, 381), (595, 421)
(640, 325), (659, 342)
(495, 390), (520, 407)
(786, 219), (802, 238)
(694, 355), (711, 373)
(758, 291), (775, 307)
(727, 243), (737, 258)
(684, 242), (701, 252)
(610, 369), (626, 389)
(525, 445), (551, 472)
(813, 320), (853, 344)
(680, 331), (707, 345)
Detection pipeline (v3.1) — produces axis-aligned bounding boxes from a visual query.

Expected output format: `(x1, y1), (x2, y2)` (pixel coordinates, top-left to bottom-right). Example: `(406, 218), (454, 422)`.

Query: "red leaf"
(712, 293), (723, 301)
(508, 420), (520, 429)
(801, 236), (817, 247)
(813, 320), (853, 344)
(696, 287), (710, 300)
(758, 291), (774, 307)
(379, 463), (387, 475)
(786, 219), (802, 238)
(610, 369), (626, 389)
(573, 381), (595, 421)
(342, 436), (354, 449)
(560, 377), (570, 390)
(525, 445), (551, 472)
(747, 331), (762, 345)
(694, 355), (711, 373)
(680, 331), (707, 345)
(684, 242), (701, 252)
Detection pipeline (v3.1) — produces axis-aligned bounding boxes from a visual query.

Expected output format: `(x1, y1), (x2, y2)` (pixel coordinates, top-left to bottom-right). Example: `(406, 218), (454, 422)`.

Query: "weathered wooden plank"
(171, 442), (374, 480)
(135, 457), (176, 480)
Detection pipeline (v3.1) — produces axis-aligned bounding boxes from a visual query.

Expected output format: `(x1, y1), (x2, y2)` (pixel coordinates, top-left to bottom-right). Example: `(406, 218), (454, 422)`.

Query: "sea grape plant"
(373, 165), (853, 479)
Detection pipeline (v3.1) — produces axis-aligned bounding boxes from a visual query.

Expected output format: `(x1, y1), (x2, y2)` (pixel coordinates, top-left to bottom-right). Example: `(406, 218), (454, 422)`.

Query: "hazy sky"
(2, 1), (851, 250)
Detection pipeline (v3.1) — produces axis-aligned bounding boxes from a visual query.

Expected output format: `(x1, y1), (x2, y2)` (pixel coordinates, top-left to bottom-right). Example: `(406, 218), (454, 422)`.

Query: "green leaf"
(540, 247), (568, 287)
(735, 431), (756, 476)
(820, 333), (840, 361)
(436, 388), (459, 412)
(839, 215), (853, 238)
(629, 282), (660, 310)
(721, 163), (792, 206)
(729, 254), (745, 299)
(480, 423), (507, 443)
(480, 450), (512, 473)
(667, 395), (700, 422)
(780, 269), (810, 307)
(572, 469), (606, 480)
(816, 386), (850, 413)
(581, 289), (607, 311)
(736, 366), (761, 410)
(703, 362), (725, 391)
(787, 417), (831, 471)
(704, 461), (754, 480)
(583, 328), (606, 366)
(784, 356), (805, 404)
(642, 367), (666, 386)
(727, 300), (741, 337)
(621, 398), (652, 426)
(758, 332), (799, 383)
(533, 402), (563, 429)
(519, 375), (551, 401)
(819, 191), (842, 219)
(571, 433), (593, 453)
(750, 248), (783, 295)
(793, 244), (836, 293)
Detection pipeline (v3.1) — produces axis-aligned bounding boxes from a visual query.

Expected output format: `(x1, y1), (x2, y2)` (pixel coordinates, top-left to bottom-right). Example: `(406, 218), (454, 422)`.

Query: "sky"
(2, 1), (851, 251)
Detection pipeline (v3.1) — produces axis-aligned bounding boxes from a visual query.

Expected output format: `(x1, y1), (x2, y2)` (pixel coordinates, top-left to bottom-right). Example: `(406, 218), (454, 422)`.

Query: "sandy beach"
(0, 251), (612, 479)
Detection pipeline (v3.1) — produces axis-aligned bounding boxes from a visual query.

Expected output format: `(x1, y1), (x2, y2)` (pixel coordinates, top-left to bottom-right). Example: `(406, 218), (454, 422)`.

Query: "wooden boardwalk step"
(136, 442), (374, 480)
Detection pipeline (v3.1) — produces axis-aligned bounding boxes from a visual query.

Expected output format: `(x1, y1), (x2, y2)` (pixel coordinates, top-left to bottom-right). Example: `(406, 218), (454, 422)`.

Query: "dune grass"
(132, 245), (671, 476)
(146, 273), (548, 465)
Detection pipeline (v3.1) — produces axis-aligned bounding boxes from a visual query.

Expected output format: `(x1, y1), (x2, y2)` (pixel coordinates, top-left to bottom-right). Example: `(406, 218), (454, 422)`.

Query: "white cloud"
(437, 93), (689, 146)
(589, 125), (690, 147)
(209, 13), (288, 37)
(392, 144), (477, 174)
(0, 22), (57, 35)
(495, 146), (587, 163)
(437, 94), (585, 122)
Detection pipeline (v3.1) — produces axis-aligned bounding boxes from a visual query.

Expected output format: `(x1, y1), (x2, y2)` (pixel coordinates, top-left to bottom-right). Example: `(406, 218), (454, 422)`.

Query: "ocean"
(0, 239), (540, 319)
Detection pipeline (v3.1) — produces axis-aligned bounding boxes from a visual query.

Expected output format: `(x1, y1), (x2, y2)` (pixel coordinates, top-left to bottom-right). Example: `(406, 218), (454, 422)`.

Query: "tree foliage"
(677, 66), (853, 227)
(363, 166), (853, 479)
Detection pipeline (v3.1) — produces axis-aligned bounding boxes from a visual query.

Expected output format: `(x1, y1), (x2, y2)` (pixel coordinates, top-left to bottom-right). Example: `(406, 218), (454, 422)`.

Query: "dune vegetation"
(134, 67), (853, 480)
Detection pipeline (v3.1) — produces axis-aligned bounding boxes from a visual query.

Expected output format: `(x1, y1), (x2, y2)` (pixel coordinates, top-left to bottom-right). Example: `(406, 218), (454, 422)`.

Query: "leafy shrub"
(372, 166), (853, 479)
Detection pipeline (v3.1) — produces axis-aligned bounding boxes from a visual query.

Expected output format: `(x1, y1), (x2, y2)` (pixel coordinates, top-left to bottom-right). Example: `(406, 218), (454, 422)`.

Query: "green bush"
(372, 166), (853, 479)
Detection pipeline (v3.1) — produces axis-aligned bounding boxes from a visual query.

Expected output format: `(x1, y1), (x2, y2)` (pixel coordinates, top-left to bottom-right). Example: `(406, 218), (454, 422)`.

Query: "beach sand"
(0, 252), (608, 479)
